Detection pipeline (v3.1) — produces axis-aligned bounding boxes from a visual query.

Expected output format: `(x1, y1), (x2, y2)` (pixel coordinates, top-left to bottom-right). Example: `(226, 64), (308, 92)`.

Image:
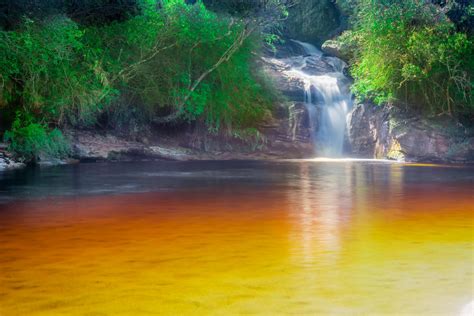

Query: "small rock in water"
(0, 156), (25, 171)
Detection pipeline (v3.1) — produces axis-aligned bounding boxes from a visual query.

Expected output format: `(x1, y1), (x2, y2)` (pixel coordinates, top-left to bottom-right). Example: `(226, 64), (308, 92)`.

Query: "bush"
(3, 112), (70, 161)
(87, 0), (273, 131)
(344, 0), (474, 116)
(0, 0), (275, 134)
(0, 16), (116, 126)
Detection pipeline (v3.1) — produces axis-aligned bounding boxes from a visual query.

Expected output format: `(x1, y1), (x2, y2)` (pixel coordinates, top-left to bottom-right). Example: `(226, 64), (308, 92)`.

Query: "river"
(0, 160), (473, 315)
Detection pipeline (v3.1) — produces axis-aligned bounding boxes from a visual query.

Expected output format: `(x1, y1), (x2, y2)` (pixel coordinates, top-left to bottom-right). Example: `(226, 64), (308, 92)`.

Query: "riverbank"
(2, 41), (473, 171)
(0, 113), (313, 171)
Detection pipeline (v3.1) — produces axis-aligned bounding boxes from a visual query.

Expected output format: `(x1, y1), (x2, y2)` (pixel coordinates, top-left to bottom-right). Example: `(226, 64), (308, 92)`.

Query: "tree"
(342, 0), (473, 116)
(150, 0), (293, 124)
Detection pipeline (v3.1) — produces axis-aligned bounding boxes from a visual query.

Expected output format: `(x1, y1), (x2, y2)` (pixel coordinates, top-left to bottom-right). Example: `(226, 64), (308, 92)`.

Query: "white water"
(288, 40), (353, 157)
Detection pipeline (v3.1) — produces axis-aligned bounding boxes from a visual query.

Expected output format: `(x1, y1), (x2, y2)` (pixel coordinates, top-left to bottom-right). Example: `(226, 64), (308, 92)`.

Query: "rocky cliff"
(348, 102), (474, 163)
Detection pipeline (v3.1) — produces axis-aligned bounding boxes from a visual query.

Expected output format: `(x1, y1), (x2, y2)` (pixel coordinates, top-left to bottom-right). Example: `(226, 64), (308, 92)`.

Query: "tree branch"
(154, 23), (257, 124)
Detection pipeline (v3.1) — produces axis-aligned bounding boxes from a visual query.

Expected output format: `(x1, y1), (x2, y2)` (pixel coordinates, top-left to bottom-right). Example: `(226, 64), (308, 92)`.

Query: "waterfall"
(288, 40), (352, 157)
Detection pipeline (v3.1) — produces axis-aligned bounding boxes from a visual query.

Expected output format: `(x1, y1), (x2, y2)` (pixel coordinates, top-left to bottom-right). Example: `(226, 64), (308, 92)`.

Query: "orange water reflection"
(0, 163), (473, 315)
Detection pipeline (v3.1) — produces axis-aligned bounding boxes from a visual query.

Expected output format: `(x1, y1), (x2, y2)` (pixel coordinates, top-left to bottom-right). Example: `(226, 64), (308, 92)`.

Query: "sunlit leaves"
(347, 0), (473, 115)
(0, 0), (273, 133)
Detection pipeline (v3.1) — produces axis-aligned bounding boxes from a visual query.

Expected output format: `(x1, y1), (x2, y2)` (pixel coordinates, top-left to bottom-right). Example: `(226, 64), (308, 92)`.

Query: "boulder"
(0, 150), (25, 171)
(260, 56), (305, 102)
(348, 102), (474, 163)
(321, 39), (353, 63)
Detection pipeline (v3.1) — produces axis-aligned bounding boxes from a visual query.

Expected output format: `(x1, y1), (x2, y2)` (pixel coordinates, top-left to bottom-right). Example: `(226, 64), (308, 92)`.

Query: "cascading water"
(287, 40), (353, 157)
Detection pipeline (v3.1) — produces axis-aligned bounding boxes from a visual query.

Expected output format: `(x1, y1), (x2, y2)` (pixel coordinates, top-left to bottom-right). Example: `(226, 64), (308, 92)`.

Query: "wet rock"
(0, 149), (25, 171)
(259, 102), (314, 158)
(36, 157), (79, 167)
(348, 102), (474, 163)
(268, 41), (308, 59)
(260, 56), (305, 102)
(71, 130), (150, 161)
(321, 39), (353, 63)
(347, 102), (388, 158)
(71, 130), (215, 161)
(303, 57), (343, 75)
(259, 48), (318, 158)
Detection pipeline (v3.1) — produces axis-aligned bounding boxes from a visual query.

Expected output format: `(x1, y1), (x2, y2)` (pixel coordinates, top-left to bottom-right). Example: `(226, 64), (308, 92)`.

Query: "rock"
(147, 146), (194, 161)
(0, 152), (25, 171)
(258, 47), (321, 158)
(348, 102), (474, 163)
(71, 130), (147, 161)
(0, 146), (25, 171)
(36, 157), (79, 167)
(260, 56), (305, 102)
(322, 31), (358, 64)
(347, 102), (389, 158)
(0, 143), (76, 170)
(259, 102), (314, 158)
(285, 0), (342, 45)
(70, 130), (217, 161)
(321, 39), (352, 63)
(267, 41), (307, 59)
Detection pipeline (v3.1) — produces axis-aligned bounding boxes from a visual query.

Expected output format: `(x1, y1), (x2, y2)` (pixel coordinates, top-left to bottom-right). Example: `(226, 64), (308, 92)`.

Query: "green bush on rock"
(336, 0), (474, 116)
(3, 112), (70, 162)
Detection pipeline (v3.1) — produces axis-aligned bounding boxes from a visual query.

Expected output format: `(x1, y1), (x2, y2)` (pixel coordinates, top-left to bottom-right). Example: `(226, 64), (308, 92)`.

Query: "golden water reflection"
(0, 162), (472, 315)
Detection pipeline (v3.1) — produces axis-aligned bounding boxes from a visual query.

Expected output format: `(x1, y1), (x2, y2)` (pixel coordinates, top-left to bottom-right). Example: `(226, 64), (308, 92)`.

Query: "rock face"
(71, 131), (148, 161)
(70, 130), (202, 161)
(258, 47), (321, 158)
(285, 0), (341, 45)
(348, 102), (474, 163)
(258, 102), (314, 158)
(321, 39), (353, 63)
(347, 102), (390, 158)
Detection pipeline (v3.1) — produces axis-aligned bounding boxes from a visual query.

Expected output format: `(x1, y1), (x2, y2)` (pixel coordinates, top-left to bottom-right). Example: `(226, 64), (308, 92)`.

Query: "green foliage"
(0, 0), (277, 151)
(81, 0), (274, 130)
(0, 0), (140, 29)
(342, 0), (474, 115)
(231, 127), (267, 150)
(335, 0), (358, 17)
(0, 16), (116, 126)
(3, 112), (70, 161)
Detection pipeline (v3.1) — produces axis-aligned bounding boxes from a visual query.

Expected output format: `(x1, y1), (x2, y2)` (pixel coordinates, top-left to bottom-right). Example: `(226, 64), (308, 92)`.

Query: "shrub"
(83, 0), (274, 131)
(345, 0), (474, 116)
(0, 16), (117, 126)
(3, 112), (70, 161)
(1, 1), (275, 134)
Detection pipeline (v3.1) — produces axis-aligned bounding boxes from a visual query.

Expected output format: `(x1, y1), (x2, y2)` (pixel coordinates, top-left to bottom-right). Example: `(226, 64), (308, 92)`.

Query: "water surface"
(0, 160), (473, 315)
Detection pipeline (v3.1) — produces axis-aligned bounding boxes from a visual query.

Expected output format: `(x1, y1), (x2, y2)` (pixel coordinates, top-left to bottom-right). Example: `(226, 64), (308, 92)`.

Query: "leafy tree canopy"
(336, 0), (473, 116)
